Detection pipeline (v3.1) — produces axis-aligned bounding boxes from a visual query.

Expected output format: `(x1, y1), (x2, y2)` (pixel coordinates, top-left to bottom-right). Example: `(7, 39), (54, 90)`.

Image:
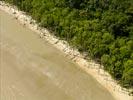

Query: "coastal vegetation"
(3, 0), (133, 91)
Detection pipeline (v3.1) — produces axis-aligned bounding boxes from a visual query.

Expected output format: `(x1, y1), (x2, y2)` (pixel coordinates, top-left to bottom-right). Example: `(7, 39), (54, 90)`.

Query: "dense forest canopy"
(3, 0), (133, 90)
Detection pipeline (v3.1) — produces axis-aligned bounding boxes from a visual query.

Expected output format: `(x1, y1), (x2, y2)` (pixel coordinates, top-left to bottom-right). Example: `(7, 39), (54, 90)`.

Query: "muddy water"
(0, 10), (115, 100)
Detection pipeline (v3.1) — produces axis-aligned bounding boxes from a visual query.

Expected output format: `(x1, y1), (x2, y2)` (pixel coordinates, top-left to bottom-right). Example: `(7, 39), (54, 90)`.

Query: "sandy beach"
(0, 1), (132, 100)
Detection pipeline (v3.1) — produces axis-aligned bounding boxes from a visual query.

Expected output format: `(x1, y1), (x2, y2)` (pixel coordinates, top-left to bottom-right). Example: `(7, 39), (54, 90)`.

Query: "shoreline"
(0, 1), (132, 100)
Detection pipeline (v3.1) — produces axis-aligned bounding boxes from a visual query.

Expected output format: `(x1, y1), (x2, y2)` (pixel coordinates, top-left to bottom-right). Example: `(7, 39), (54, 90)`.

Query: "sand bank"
(0, 1), (132, 100)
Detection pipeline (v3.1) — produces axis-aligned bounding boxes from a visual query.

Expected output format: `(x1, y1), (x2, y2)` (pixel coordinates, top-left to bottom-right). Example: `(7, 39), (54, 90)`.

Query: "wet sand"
(0, 9), (116, 100)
